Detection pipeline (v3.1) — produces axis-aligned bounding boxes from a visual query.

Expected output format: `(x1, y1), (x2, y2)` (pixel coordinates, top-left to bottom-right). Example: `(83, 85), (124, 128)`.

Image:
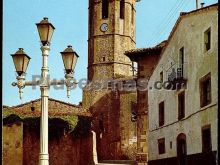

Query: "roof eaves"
(125, 41), (166, 55)
(182, 3), (218, 16)
(8, 97), (82, 109)
(160, 3), (218, 56)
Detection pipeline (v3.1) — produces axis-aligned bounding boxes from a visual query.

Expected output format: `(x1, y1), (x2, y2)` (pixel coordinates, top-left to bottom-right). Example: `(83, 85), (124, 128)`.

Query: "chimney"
(196, 0), (199, 9)
(201, 2), (205, 8)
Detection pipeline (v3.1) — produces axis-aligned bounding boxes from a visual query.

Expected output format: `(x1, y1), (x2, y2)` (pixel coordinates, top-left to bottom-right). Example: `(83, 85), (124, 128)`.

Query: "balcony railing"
(167, 67), (187, 90)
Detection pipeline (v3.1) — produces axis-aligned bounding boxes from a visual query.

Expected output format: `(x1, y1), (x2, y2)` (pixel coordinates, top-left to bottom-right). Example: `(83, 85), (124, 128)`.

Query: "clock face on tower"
(100, 23), (108, 32)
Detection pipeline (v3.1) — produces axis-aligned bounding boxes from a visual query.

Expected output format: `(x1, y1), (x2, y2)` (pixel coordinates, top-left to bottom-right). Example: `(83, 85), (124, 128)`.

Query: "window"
(31, 106), (35, 112)
(202, 125), (212, 153)
(158, 138), (165, 154)
(204, 28), (211, 51)
(170, 141), (172, 149)
(178, 47), (184, 78)
(131, 102), (137, 122)
(131, 62), (138, 76)
(159, 101), (165, 126)
(160, 71), (163, 82)
(131, 4), (134, 24)
(120, 0), (125, 19)
(102, 0), (109, 19)
(178, 91), (185, 120)
(200, 73), (211, 107)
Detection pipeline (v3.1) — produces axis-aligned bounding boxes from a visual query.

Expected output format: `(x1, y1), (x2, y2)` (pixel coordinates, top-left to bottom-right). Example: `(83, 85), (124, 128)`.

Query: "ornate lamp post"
(11, 17), (78, 165)
(11, 48), (31, 99)
(60, 45), (79, 98)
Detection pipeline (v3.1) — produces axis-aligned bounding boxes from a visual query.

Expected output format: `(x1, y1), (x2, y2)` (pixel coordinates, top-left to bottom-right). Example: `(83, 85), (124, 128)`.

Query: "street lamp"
(11, 48), (31, 99)
(11, 17), (78, 165)
(36, 17), (55, 46)
(60, 45), (79, 98)
(11, 48), (31, 76)
(60, 45), (79, 74)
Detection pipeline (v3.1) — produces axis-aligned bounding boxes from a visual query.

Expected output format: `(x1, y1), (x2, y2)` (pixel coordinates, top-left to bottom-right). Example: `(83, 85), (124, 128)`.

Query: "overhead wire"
(152, 0), (192, 44)
(150, 0), (186, 44)
(147, 0), (192, 46)
(146, 0), (184, 45)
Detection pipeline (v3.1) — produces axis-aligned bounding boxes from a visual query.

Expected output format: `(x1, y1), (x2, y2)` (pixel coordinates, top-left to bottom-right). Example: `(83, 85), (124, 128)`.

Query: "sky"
(3, 0), (218, 106)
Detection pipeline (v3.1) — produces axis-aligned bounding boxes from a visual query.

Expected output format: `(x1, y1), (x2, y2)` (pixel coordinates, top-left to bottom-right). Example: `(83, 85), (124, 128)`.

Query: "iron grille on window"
(177, 67), (183, 78)
(131, 102), (137, 122)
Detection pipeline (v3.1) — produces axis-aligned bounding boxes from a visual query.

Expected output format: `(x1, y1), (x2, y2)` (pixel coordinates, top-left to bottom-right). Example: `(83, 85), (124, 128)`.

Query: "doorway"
(177, 133), (187, 165)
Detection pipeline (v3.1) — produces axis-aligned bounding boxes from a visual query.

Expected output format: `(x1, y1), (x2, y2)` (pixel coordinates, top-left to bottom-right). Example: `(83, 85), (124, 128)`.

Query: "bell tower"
(88, 0), (136, 81)
(83, 0), (139, 161)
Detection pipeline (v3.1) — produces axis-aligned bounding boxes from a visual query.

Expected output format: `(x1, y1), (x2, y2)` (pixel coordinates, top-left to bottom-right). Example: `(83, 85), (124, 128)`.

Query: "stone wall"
(119, 91), (137, 160)
(3, 98), (93, 165)
(83, 87), (137, 160)
(85, 0), (139, 161)
(3, 122), (23, 165)
(88, 0), (136, 81)
(3, 118), (93, 165)
(136, 53), (160, 164)
(23, 123), (93, 165)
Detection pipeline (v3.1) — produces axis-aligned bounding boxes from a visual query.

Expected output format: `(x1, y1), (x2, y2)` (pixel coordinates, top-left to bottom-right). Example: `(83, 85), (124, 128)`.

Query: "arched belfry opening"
(102, 0), (109, 19)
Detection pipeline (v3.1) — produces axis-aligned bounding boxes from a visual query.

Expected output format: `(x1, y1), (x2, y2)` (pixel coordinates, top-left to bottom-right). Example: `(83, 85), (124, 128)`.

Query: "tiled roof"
(125, 40), (167, 56)
(10, 97), (81, 108)
(180, 3), (218, 16)
(3, 97), (91, 117)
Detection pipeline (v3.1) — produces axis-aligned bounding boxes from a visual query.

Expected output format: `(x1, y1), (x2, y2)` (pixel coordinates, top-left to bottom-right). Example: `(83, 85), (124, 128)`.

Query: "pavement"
(97, 163), (131, 165)
(96, 160), (136, 165)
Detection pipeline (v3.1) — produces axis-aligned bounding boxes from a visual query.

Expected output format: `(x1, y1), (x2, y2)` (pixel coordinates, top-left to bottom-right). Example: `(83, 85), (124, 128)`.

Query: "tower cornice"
(87, 61), (132, 69)
(88, 33), (136, 44)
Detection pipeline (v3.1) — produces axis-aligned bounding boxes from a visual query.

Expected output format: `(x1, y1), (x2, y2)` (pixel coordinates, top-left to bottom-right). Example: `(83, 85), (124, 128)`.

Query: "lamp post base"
(39, 153), (49, 165)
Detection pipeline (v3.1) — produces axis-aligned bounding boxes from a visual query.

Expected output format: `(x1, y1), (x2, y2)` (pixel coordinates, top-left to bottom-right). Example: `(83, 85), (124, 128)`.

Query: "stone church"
(82, 0), (147, 162)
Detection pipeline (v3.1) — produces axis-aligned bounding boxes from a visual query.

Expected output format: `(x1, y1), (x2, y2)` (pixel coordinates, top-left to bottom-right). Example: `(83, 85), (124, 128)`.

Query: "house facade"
(147, 4), (218, 165)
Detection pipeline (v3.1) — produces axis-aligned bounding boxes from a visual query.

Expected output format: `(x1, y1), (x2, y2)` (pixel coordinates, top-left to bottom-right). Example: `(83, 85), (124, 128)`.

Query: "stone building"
(125, 41), (167, 164)
(3, 98), (93, 165)
(82, 0), (143, 162)
(126, 3), (218, 165)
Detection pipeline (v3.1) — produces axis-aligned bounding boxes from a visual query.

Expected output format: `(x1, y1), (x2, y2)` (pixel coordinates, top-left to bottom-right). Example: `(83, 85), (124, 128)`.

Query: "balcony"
(167, 68), (187, 90)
